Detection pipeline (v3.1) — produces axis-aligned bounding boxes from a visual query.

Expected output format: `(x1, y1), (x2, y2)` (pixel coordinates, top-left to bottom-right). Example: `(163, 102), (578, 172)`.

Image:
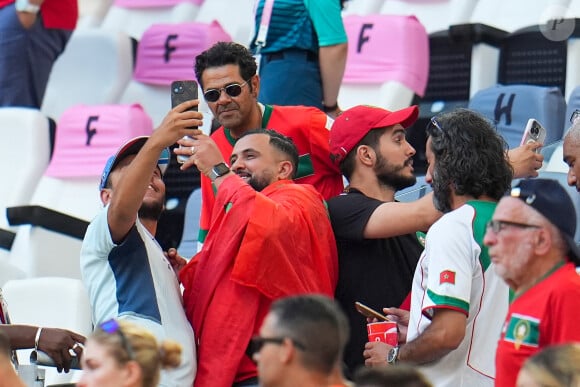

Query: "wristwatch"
(387, 346), (399, 365)
(15, 0), (40, 13)
(209, 162), (230, 182)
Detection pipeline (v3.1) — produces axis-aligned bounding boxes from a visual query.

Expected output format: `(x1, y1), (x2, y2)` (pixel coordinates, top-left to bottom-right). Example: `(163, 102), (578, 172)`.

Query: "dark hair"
(426, 109), (513, 212)
(339, 127), (389, 180)
(239, 128), (300, 179)
(194, 42), (257, 90)
(354, 365), (433, 387)
(269, 294), (345, 375)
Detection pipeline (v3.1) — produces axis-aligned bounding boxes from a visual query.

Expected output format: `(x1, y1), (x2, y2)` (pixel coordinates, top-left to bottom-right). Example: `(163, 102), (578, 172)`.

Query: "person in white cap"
(80, 100), (200, 387)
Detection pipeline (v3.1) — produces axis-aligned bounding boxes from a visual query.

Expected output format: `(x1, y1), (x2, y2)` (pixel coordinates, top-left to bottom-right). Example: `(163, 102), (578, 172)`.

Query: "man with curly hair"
(364, 109), (513, 386)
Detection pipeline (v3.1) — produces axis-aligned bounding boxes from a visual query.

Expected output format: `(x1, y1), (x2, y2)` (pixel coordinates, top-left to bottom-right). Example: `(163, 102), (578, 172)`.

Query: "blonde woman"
(517, 343), (580, 387)
(78, 320), (181, 387)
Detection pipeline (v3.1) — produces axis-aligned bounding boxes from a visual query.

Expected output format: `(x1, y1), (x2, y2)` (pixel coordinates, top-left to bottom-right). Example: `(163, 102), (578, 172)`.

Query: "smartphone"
(354, 302), (390, 321)
(520, 118), (547, 153)
(171, 80), (198, 163)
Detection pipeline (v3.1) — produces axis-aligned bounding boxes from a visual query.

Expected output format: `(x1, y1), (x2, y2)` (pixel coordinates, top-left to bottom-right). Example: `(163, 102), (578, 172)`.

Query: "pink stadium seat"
(133, 21), (231, 85)
(7, 104), (153, 280)
(45, 104), (153, 178)
(339, 14), (429, 110)
(114, 0), (203, 7)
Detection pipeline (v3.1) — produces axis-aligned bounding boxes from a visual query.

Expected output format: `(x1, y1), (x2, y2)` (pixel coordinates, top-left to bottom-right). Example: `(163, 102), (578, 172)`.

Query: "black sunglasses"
(571, 109), (580, 125)
(245, 335), (307, 359)
(99, 319), (135, 360)
(203, 80), (249, 102)
(486, 219), (540, 234)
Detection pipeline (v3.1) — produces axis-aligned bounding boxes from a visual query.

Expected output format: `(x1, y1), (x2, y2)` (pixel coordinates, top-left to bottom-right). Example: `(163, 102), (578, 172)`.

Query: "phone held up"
(520, 118), (547, 153)
(354, 301), (390, 322)
(171, 80), (199, 164)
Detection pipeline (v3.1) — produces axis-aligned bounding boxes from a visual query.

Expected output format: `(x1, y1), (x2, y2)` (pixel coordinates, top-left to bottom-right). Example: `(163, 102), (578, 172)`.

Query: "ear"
(100, 189), (112, 206)
(357, 145), (375, 167)
(122, 360), (143, 387)
(277, 160), (294, 180)
(278, 338), (296, 365)
(251, 75), (260, 98)
(534, 227), (552, 256)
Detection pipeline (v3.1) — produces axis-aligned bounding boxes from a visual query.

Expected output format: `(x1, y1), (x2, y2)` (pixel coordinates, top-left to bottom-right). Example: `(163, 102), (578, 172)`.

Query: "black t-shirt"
(327, 188), (424, 377)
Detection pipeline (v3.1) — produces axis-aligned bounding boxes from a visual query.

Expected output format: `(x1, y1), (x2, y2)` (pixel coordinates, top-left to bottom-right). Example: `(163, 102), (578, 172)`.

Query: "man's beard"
(375, 153), (416, 191)
(431, 169), (453, 213)
(138, 200), (164, 221)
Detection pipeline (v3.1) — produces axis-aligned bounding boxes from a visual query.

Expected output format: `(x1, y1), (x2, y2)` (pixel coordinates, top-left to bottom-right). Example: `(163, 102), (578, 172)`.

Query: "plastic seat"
(2, 277), (92, 385)
(41, 29), (135, 122)
(120, 21), (231, 127)
(338, 14), (429, 111)
(566, 86), (580, 133)
(468, 84), (566, 149)
(195, 0), (254, 44)
(469, 0), (573, 32)
(101, 0), (202, 40)
(0, 108), (51, 260)
(342, 0), (385, 16)
(394, 175), (432, 203)
(6, 104), (153, 280)
(176, 188), (202, 259)
(76, 0), (113, 29)
(380, 0), (478, 33)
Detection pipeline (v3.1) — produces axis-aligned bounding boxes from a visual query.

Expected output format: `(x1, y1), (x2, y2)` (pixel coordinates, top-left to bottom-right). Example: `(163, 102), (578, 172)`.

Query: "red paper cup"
(367, 321), (398, 346)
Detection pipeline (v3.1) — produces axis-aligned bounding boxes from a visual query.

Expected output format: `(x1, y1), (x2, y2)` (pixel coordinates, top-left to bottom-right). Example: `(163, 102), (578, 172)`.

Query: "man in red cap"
(327, 104), (441, 377)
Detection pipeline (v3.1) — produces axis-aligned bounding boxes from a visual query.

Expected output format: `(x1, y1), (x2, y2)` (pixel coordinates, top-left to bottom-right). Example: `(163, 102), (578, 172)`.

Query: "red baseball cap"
(330, 105), (419, 164)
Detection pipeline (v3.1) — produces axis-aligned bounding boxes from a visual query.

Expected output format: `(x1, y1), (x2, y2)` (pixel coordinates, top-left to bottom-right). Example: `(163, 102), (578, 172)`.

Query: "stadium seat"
(543, 140), (568, 173)
(195, 0), (255, 44)
(76, 0), (113, 29)
(176, 188), (202, 259)
(6, 104), (153, 280)
(101, 0), (202, 40)
(338, 14), (429, 111)
(380, 0), (478, 33)
(120, 21), (231, 127)
(394, 175), (432, 203)
(566, 86), (580, 131)
(342, 0), (385, 16)
(468, 84), (566, 149)
(469, 0), (573, 32)
(41, 29), (135, 122)
(2, 277), (92, 385)
(0, 108), (51, 260)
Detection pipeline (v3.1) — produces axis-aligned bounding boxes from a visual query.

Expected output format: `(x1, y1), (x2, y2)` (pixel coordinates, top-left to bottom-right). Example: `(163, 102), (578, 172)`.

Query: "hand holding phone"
(520, 119), (547, 153)
(171, 80), (199, 164)
(355, 302), (390, 322)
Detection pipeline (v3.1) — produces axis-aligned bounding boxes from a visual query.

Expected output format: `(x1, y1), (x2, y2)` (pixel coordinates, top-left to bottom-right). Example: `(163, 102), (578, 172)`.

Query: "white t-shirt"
(408, 202), (508, 387)
(80, 206), (196, 386)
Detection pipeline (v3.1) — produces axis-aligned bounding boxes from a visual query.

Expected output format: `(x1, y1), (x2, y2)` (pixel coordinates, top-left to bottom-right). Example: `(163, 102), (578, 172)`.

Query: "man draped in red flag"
(176, 128), (338, 387)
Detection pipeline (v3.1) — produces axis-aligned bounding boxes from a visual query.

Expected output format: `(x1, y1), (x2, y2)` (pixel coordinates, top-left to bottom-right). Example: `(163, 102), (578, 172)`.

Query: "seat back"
(195, 0), (255, 44)
(470, 0), (573, 32)
(566, 85), (580, 134)
(338, 14), (429, 110)
(380, 0), (478, 33)
(468, 84), (566, 149)
(101, 0), (201, 39)
(7, 104), (153, 280)
(41, 29), (135, 122)
(2, 277), (92, 385)
(342, 0), (385, 16)
(176, 188), (202, 259)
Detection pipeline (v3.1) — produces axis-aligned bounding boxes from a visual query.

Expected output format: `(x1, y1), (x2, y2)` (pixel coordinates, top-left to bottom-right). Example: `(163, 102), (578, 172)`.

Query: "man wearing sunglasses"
(80, 101), (200, 387)
(176, 128), (338, 387)
(193, 41), (344, 249)
(483, 178), (580, 387)
(249, 294), (347, 387)
(363, 109), (513, 386)
(563, 109), (580, 191)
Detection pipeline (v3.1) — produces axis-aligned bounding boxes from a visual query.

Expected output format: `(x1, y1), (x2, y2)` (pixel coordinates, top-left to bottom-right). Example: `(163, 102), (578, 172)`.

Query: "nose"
(568, 168), (577, 188)
(406, 142), (416, 157)
(425, 168), (433, 184)
(230, 158), (244, 172)
(215, 88), (233, 104)
(483, 227), (496, 247)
